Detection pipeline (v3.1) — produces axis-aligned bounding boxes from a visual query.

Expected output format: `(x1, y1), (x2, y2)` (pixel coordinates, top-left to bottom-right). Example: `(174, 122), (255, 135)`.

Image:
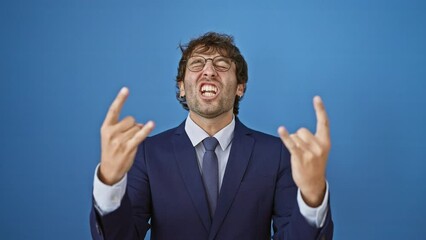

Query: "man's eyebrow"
(191, 53), (222, 57)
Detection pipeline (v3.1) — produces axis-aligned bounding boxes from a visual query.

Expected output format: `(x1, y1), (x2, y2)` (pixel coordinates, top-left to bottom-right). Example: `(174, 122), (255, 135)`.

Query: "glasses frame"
(185, 55), (234, 72)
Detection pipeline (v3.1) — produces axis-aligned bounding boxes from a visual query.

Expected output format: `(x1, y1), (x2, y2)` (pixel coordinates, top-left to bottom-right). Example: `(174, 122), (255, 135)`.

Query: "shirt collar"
(184, 114), (235, 151)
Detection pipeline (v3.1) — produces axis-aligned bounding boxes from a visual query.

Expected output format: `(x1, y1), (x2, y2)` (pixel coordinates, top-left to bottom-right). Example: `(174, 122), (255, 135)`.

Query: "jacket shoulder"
(237, 120), (282, 145)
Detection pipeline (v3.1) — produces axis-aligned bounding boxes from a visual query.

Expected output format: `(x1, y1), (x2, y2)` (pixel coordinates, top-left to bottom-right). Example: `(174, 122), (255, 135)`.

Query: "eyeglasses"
(186, 56), (233, 72)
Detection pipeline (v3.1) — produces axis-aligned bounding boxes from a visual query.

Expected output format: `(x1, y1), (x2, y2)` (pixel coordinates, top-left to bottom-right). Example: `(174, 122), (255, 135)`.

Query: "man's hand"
(99, 87), (155, 185)
(278, 96), (331, 207)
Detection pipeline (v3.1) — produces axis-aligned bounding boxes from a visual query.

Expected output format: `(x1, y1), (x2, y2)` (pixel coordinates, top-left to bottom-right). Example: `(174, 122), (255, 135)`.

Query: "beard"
(185, 87), (236, 119)
(189, 99), (232, 119)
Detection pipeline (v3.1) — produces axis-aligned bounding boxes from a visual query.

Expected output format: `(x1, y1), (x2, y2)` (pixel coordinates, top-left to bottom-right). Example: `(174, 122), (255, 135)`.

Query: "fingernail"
(120, 87), (128, 94)
(146, 121), (155, 128)
(314, 96), (321, 103)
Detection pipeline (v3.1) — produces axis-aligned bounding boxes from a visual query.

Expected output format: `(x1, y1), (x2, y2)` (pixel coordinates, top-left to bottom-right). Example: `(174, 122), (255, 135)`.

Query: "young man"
(90, 32), (334, 239)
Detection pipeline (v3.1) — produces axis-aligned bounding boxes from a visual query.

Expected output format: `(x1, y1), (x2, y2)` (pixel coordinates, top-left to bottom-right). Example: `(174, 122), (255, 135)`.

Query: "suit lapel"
(172, 122), (212, 233)
(209, 119), (255, 240)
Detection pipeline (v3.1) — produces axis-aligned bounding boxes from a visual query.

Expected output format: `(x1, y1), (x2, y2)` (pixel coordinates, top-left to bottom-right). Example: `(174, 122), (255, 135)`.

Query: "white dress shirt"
(93, 115), (329, 227)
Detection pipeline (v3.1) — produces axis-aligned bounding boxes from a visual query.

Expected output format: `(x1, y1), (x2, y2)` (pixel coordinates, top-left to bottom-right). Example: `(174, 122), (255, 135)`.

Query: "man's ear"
(236, 83), (245, 97)
(178, 81), (185, 97)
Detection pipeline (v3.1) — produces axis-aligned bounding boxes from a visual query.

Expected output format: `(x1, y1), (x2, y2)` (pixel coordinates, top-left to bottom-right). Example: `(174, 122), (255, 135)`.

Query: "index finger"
(103, 87), (129, 126)
(313, 96), (330, 140)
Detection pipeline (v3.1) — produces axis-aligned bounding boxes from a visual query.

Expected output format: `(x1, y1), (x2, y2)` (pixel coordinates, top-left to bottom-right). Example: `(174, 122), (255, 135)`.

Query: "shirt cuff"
(297, 181), (329, 228)
(92, 164), (127, 215)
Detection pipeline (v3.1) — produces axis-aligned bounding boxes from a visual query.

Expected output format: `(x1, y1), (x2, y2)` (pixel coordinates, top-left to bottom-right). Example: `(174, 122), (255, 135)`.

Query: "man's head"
(176, 32), (248, 115)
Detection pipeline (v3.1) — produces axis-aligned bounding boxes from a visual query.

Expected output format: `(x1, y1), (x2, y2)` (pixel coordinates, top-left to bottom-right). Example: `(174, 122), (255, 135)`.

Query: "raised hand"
(99, 87), (155, 185)
(278, 96), (331, 207)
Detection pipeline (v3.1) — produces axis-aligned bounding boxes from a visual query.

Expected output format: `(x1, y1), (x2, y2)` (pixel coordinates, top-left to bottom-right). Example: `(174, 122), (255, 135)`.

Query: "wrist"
(300, 180), (326, 207)
(98, 163), (123, 186)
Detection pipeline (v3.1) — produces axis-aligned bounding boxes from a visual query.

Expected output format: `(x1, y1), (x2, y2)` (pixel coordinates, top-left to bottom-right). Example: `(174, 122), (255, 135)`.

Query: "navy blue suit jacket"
(90, 119), (333, 239)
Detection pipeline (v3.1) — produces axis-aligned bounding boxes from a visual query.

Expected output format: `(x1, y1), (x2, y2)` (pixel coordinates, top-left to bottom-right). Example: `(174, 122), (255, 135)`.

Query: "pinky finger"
(128, 121), (155, 149)
(278, 126), (300, 155)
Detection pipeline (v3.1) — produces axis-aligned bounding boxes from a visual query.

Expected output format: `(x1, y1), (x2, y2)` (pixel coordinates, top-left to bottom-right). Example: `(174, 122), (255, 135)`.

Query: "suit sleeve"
(271, 145), (334, 240)
(90, 142), (152, 240)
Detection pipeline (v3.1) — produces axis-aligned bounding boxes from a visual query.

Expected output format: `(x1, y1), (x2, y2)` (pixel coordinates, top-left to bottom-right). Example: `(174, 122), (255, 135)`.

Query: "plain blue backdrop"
(1, 0), (425, 239)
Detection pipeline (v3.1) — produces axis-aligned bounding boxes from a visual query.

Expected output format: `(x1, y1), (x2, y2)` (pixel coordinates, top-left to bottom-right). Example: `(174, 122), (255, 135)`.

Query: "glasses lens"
(213, 57), (232, 72)
(187, 57), (205, 71)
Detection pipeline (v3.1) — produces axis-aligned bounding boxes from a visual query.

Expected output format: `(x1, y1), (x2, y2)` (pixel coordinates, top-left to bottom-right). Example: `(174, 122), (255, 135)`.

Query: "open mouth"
(200, 84), (218, 97)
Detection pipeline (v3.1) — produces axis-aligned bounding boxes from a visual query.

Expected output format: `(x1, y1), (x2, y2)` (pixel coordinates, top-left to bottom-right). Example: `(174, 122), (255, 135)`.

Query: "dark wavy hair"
(175, 32), (248, 115)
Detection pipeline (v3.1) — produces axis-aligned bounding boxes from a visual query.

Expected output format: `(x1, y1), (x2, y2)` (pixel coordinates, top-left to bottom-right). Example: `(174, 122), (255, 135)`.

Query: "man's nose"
(202, 60), (217, 77)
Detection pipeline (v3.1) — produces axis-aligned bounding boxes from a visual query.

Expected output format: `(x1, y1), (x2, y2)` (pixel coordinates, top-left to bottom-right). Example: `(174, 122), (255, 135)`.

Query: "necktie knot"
(203, 137), (219, 151)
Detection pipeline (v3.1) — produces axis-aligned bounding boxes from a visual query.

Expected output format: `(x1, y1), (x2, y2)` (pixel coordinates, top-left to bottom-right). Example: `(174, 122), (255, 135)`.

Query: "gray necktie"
(202, 137), (219, 218)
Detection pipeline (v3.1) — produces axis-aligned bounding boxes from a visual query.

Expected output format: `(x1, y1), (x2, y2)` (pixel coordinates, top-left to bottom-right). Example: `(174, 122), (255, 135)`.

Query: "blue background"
(1, 0), (425, 239)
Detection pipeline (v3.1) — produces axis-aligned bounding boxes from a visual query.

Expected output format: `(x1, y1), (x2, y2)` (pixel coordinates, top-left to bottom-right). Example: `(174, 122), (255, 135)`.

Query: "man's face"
(179, 48), (244, 119)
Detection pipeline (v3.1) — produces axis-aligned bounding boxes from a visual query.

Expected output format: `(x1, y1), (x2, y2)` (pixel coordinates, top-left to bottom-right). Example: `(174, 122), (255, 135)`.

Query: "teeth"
(201, 85), (217, 94)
